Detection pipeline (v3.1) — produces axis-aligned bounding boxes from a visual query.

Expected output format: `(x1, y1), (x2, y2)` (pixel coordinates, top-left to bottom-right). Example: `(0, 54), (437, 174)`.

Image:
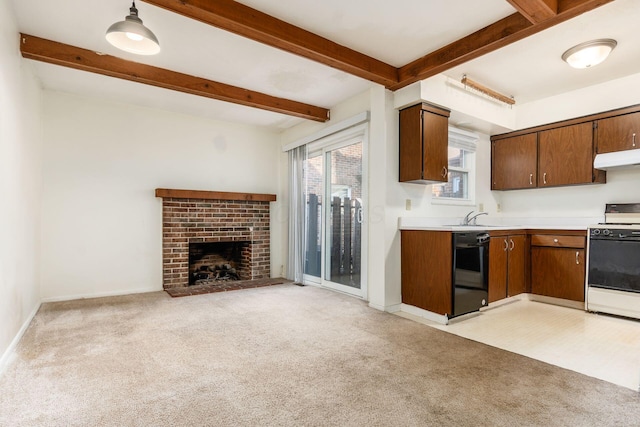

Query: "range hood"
(594, 149), (640, 170)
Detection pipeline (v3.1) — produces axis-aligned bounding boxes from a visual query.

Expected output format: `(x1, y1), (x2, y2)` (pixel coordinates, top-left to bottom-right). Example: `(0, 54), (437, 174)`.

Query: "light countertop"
(398, 216), (602, 232)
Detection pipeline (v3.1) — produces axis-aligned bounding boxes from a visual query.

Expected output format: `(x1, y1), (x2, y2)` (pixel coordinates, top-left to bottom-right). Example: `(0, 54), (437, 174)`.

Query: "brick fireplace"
(156, 189), (276, 289)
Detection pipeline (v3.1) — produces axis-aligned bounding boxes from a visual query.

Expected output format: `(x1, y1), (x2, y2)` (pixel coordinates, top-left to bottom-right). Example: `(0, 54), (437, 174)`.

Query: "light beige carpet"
(1, 284), (639, 426)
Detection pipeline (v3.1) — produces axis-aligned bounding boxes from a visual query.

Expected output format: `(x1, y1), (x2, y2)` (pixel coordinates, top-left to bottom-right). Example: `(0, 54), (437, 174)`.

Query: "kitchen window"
(432, 127), (478, 205)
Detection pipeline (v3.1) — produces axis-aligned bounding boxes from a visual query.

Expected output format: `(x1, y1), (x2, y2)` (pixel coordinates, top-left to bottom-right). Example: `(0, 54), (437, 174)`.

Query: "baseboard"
(525, 293), (584, 310)
(368, 302), (401, 312)
(41, 286), (161, 303)
(399, 303), (449, 325)
(0, 302), (41, 377)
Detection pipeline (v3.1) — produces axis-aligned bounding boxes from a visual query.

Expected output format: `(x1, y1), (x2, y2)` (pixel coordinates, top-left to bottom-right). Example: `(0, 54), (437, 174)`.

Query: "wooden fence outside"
(305, 194), (361, 279)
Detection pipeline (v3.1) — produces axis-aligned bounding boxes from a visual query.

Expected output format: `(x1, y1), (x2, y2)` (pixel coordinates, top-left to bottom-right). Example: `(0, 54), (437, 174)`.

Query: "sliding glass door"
(304, 132), (365, 297)
(325, 142), (363, 292)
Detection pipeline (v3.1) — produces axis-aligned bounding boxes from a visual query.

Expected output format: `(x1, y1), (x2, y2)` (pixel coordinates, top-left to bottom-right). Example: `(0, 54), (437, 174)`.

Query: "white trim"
(368, 302), (401, 313)
(448, 126), (479, 152)
(302, 123), (369, 300)
(41, 286), (160, 303)
(303, 273), (321, 286)
(400, 303), (449, 324)
(282, 112), (370, 152)
(0, 302), (41, 377)
(431, 149), (476, 205)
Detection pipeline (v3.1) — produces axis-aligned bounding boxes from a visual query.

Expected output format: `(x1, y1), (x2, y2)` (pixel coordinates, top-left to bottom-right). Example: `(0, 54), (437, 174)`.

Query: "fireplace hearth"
(156, 189), (277, 289)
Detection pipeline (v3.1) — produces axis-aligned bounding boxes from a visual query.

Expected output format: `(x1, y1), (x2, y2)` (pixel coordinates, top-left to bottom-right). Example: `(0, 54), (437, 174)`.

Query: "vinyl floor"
(398, 297), (640, 391)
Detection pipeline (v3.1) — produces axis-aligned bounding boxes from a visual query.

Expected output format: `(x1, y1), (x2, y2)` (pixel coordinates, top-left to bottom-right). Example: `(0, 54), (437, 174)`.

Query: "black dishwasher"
(452, 232), (489, 318)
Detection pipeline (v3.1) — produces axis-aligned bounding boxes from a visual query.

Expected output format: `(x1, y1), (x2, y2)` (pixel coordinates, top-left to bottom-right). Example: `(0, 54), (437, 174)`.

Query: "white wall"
(40, 91), (282, 301)
(0, 0), (43, 365)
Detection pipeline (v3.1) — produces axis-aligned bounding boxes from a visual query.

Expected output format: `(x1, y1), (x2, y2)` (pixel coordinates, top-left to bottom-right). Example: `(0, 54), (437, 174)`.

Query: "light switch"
(405, 199), (412, 211)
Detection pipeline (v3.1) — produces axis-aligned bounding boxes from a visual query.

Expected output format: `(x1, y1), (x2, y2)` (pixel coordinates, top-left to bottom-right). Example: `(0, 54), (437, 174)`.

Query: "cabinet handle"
(529, 173), (533, 185)
(509, 239), (515, 251)
(503, 239), (508, 251)
(442, 166), (448, 178)
(576, 251), (580, 265)
(553, 238), (559, 243)
(633, 133), (636, 148)
(543, 172), (547, 185)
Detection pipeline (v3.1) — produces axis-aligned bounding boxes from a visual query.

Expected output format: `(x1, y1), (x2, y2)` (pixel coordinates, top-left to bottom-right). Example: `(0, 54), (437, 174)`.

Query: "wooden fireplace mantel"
(155, 188), (276, 202)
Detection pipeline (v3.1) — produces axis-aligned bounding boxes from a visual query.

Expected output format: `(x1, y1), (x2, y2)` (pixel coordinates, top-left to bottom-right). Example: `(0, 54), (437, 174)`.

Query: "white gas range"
(586, 204), (640, 320)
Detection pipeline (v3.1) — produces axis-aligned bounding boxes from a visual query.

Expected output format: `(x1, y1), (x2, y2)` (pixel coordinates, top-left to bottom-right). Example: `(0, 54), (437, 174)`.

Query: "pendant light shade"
(561, 39), (616, 69)
(106, 1), (160, 55)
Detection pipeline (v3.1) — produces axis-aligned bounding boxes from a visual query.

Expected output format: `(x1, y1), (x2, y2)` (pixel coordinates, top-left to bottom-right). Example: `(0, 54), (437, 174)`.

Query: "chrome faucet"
(462, 211), (474, 225)
(462, 210), (489, 225)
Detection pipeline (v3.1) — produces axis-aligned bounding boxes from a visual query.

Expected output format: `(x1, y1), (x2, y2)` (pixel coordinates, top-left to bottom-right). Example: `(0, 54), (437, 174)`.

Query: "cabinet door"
(401, 231), (452, 315)
(597, 112), (640, 153)
(531, 247), (586, 302)
(491, 133), (537, 190)
(538, 122), (594, 186)
(488, 237), (508, 303)
(399, 105), (423, 182)
(507, 235), (526, 297)
(422, 110), (449, 182)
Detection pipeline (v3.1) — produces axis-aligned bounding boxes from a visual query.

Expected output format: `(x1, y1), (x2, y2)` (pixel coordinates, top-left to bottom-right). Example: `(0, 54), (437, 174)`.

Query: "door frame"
(303, 123), (369, 300)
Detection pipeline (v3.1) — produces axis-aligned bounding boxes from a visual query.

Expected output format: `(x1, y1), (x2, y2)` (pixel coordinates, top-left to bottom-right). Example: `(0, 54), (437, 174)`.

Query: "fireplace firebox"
(189, 241), (250, 286)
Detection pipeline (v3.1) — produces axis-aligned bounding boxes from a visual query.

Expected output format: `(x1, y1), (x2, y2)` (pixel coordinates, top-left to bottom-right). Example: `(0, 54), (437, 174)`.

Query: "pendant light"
(561, 39), (616, 69)
(106, 1), (160, 55)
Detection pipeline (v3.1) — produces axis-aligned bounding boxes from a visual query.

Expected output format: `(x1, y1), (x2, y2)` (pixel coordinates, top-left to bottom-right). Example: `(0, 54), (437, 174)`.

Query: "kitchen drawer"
(531, 234), (585, 248)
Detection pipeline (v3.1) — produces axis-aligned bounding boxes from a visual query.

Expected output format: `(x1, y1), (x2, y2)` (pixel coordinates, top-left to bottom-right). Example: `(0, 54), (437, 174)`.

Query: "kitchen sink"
(444, 224), (502, 228)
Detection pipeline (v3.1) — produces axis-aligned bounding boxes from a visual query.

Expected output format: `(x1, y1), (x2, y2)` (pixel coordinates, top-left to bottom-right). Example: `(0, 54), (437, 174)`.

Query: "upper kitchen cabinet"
(538, 122), (605, 187)
(596, 111), (640, 153)
(399, 103), (450, 184)
(491, 119), (606, 190)
(491, 133), (537, 190)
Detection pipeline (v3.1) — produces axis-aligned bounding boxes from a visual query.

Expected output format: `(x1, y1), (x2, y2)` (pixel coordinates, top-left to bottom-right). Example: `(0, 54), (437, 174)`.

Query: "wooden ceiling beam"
(19, 34), (330, 122)
(507, 0), (558, 24)
(142, 0), (399, 87)
(393, 0), (613, 90)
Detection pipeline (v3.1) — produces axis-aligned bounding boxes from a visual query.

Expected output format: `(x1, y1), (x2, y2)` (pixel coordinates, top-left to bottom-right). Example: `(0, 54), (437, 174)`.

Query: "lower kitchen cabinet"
(530, 234), (586, 302)
(401, 230), (452, 315)
(488, 234), (526, 303)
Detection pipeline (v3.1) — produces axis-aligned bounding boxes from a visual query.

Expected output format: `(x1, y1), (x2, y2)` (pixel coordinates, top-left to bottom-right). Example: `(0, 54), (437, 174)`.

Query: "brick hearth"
(156, 189), (276, 289)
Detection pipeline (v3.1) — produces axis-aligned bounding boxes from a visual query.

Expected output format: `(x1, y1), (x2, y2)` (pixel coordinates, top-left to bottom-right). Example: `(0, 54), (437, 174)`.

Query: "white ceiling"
(9, 0), (640, 132)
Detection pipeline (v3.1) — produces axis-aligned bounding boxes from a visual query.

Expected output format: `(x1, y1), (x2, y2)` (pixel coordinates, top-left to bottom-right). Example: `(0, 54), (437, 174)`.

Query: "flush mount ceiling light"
(106, 1), (160, 55)
(561, 39), (616, 69)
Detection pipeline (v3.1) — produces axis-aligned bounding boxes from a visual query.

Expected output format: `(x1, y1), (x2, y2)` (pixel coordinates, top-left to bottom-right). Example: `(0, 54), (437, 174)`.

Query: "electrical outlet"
(478, 203), (484, 212)
(406, 199), (412, 211)
(496, 203), (502, 212)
